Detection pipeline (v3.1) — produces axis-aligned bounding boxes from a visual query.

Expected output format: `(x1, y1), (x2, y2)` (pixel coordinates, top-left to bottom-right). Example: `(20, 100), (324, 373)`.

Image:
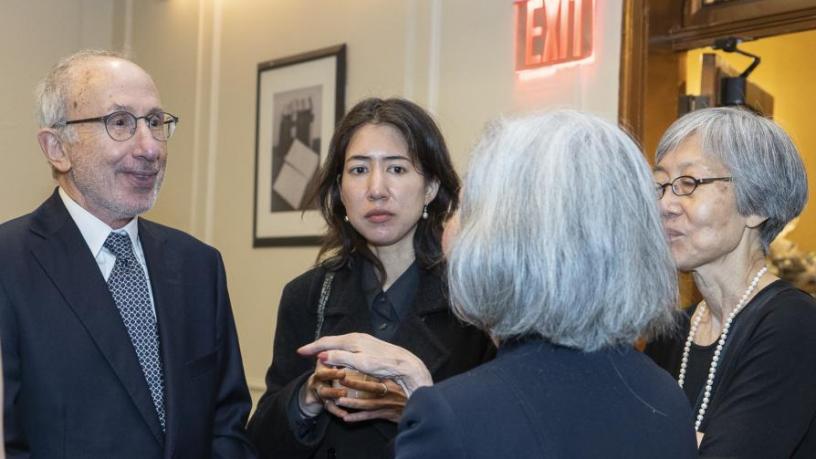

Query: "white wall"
(1, 0), (623, 403)
(0, 0), (116, 220)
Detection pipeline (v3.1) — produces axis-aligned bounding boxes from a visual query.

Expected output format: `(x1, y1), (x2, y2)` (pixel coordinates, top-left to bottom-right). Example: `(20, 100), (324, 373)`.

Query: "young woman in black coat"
(247, 98), (493, 459)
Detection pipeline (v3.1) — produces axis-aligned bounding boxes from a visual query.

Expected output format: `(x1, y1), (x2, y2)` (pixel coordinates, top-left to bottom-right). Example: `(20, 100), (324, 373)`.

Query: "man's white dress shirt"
(58, 187), (156, 316)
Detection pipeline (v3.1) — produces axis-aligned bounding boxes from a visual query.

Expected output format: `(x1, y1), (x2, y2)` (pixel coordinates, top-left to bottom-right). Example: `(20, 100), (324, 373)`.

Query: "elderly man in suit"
(0, 50), (255, 458)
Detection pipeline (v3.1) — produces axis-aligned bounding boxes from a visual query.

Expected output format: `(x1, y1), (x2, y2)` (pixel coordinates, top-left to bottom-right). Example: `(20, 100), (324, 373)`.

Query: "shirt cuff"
(287, 380), (330, 445)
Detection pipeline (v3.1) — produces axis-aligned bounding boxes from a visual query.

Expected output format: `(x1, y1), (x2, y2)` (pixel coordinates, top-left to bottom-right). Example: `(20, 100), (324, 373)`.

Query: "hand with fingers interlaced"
(297, 360), (348, 418)
(298, 333), (431, 423)
(332, 369), (407, 423)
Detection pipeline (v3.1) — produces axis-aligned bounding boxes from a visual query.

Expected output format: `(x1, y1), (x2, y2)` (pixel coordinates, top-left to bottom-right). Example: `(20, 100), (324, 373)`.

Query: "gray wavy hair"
(448, 110), (678, 351)
(34, 49), (124, 136)
(656, 107), (807, 253)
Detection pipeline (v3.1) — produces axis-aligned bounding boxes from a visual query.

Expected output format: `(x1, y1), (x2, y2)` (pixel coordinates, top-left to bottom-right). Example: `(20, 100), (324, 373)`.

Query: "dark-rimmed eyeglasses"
(655, 176), (732, 199)
(54, 111), (179, 142)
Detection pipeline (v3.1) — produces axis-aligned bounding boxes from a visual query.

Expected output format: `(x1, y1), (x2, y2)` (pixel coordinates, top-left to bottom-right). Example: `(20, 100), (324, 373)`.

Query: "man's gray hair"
(656, 107), (807, 253)
(34, 49), (124, 132)
(448, 110), (678, 352)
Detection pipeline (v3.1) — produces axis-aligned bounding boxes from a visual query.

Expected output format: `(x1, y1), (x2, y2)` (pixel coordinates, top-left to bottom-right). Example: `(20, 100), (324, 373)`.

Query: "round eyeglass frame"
(55, 110), (179, 142)
(655, 175), (732, 199)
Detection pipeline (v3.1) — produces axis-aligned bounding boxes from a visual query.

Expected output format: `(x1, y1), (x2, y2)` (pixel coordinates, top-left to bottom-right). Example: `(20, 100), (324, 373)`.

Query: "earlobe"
(745, 214), (767, 229)
(37, 129), (71, 173)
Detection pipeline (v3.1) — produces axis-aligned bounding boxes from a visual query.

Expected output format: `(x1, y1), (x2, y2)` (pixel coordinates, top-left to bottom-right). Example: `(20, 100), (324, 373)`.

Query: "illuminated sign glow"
(514, 0), (594, 73)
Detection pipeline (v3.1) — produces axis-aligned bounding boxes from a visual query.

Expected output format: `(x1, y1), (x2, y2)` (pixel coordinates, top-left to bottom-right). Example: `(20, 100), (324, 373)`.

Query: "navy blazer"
(0, 190), (255, 458)
(396, 339), (698, 459)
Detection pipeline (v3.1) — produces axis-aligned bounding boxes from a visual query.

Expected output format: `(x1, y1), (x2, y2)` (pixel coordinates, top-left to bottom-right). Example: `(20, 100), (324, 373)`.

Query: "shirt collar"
(361, 258), (420, 321)
(58, 187), (140, 257)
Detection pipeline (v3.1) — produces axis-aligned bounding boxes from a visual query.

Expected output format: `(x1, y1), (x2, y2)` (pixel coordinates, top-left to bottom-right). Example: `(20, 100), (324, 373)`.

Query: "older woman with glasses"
(647, 107), (816, 457)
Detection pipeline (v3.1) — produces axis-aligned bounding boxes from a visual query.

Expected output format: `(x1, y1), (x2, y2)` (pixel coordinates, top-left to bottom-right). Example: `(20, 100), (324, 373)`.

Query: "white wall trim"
(123, 0), (133, 53)
(403, 0), (418, 100)
(427, 0), (442, 114)
(248, 377), (265, 393)
(204, 0), (222, 244)
(189, 0), (208, 236)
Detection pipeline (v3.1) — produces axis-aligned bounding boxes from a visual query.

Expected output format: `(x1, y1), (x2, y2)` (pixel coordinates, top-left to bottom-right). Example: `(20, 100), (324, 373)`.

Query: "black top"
(396, 339), (697, 458)
(683, 341), (716, 406)
(645, 280), (816, 458)
(362, 260), (419, 340)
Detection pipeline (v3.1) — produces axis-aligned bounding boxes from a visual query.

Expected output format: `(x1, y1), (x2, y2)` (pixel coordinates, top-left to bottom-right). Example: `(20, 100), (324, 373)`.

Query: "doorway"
(619, 0), (816, 301)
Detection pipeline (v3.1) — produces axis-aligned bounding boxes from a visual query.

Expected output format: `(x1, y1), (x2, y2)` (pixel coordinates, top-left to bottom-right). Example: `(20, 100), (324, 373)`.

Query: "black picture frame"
(252, 44), (346, 247)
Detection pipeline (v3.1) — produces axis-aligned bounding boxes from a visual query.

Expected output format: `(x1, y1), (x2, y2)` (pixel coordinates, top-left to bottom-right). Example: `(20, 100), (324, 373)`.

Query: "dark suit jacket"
(247, 259), (494, 459)
(396, 338), (698, 459)
(0, 190), (255, 458)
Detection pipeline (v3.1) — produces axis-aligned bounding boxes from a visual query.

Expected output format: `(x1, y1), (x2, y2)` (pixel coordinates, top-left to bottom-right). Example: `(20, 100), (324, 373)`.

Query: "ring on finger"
(378, 382), (388, 397)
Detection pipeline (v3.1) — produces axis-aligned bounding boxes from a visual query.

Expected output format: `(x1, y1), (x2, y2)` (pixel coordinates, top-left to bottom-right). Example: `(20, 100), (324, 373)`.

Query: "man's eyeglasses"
(655, 176), (732, 199)
(54, 111), (179, 142)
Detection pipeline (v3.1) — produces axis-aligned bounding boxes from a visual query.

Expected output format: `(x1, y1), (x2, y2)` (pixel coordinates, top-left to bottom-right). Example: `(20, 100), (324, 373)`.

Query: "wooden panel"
(642, 48), (685, 162)
(684, 0), (816, 28)
(699, 52), (718, 102)
(619, 0), (648, 142)
(664, 0), (816, 50)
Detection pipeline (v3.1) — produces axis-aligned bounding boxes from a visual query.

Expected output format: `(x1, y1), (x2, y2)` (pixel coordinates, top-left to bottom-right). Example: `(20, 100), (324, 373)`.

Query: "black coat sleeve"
(247, 269), (328, 458)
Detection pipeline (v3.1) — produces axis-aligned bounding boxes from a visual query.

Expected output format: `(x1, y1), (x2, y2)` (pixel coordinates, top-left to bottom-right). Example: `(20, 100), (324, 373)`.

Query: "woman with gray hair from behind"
(391, 110), (697, 458)
(646, 107), (816, 457)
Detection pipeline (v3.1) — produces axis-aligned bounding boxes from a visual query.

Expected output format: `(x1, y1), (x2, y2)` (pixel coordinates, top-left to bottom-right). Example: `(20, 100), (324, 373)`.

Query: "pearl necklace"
(677, 266), (767, 431)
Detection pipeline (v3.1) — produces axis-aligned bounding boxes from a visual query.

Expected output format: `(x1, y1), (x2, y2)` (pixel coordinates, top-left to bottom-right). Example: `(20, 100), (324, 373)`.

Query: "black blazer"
(396, 339), (698, 459)
(0, 190), (255, 458)
(247, 258), (494, 459)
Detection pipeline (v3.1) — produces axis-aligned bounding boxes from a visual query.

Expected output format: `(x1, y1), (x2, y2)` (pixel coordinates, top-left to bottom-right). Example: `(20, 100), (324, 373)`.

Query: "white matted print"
(253, 45), (346, 247)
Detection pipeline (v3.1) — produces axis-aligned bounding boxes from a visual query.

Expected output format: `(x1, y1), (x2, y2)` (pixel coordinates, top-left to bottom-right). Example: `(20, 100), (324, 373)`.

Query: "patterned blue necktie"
(104, 232), (166, 431)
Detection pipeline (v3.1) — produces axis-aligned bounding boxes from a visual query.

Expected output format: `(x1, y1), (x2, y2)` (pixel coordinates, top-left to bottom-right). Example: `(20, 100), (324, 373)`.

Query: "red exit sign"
(515, 0), (594, 71)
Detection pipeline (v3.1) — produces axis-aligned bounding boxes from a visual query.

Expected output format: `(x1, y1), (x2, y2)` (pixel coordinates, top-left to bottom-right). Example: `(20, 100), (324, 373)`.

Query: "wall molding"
(189, 0), (207, 236)
(403, 0), (417, 100)
(124, 0), (133, 53)
(427, 0), (442, 114)
(204, 0), (222, 244)
(248, 377), (265, 393)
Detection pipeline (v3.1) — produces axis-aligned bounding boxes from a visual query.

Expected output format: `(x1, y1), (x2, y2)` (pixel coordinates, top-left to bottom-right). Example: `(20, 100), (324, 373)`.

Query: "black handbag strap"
(314, 271), (335, 340)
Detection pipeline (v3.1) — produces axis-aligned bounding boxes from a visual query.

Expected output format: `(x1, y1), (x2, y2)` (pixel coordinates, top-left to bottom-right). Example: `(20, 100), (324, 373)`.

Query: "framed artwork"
(253, 44), (346, 247)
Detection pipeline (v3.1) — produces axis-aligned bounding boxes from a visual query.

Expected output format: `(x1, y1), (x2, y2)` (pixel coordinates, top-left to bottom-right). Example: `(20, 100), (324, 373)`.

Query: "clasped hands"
(297, 333), (433, 424)
(300, 360), (407, 423)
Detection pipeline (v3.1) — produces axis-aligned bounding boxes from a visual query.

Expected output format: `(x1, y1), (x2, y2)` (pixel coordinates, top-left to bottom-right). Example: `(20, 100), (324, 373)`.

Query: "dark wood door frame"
(619, 0), (816, 145)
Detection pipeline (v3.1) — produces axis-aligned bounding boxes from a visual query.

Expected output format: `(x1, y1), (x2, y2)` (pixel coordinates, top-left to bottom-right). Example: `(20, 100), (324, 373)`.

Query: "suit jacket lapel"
(28, 191), (165, 445)
(139, 220), (184, 455)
